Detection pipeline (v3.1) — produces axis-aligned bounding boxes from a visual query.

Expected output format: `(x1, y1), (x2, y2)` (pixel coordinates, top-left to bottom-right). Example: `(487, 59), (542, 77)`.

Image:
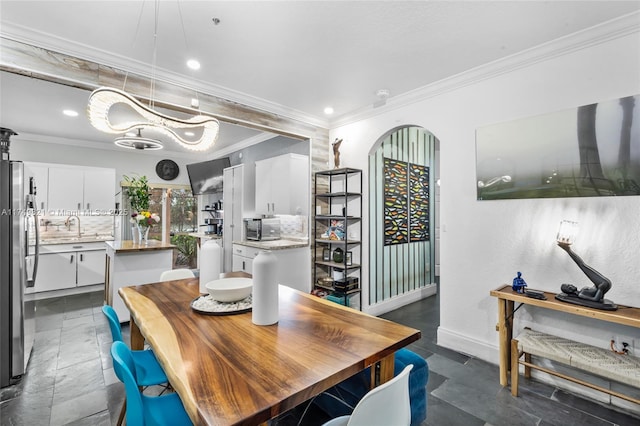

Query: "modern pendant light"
(87, 0), (219, 151)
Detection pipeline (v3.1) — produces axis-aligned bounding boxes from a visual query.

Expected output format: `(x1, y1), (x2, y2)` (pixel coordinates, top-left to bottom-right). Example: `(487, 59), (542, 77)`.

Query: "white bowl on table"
(205, 278), (253, 302)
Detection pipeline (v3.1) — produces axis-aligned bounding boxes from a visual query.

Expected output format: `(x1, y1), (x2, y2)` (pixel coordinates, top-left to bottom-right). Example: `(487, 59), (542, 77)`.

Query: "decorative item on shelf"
(555, 220), (617, 310)
(332, 138), (343, 169)
(322, 220), (345, 240)
(252, 251), (278, 326)
(346, 251), (353, 266)
(512, 271), (527, 293)
(512, 271), (546, 300)
(323, 248), (331, 261)
(332, 247), (344, 263)
(86, 2), (219, 152)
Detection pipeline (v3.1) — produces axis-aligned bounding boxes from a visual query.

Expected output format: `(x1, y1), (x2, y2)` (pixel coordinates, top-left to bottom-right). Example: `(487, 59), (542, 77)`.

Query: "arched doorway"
(368, 126), (439, 306)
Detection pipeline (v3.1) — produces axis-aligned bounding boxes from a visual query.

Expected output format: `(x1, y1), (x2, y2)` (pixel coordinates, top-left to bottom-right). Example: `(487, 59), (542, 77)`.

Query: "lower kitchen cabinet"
(31, 243), (106, 293)
(232, 243), (310, 293)
(232, 244), (258, 274)
(77, 250), (107, 286)
(34, 252), (77, 292)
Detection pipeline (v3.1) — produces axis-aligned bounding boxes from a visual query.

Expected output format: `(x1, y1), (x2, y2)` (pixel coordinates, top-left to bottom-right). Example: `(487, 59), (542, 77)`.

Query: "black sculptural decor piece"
(555, 221), (617, 311)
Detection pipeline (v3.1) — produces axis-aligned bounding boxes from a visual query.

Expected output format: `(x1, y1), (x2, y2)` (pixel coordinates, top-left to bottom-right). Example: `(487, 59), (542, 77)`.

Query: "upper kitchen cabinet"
(47, 166), (116, 212)
(255, 153), (309, 216)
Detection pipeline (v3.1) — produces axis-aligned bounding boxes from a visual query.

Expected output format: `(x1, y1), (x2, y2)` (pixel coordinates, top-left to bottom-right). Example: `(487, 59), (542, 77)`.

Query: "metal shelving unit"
(313, 168), (362, 309)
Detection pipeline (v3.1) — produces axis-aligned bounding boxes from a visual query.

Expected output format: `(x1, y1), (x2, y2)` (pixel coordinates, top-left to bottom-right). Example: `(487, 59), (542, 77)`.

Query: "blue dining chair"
(111, 341), (192, 426)
(102, 305), (168, 387)
(103, 305), (170, 426)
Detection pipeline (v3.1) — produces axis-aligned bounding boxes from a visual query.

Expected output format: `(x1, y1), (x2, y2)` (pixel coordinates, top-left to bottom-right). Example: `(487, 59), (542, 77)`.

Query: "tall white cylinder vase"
(199, 240), (221, 294)
(252, 250), (278, 325)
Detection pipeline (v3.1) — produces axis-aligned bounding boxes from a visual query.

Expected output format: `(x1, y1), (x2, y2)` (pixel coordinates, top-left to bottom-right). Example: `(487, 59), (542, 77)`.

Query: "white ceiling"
(1, 1), (639, 155)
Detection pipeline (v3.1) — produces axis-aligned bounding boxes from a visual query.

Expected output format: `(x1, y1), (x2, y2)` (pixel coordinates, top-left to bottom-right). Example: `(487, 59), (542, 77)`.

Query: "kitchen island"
(104, 239), (175, 322)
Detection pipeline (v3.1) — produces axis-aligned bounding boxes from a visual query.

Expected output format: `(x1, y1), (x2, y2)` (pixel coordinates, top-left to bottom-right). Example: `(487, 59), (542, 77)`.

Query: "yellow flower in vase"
(132, 210), (161, 227)
(132, 211), (160, 244)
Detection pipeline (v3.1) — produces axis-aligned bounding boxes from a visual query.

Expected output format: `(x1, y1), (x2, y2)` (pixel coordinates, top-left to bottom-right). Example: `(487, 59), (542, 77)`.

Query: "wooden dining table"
(119, 277), (421, 426)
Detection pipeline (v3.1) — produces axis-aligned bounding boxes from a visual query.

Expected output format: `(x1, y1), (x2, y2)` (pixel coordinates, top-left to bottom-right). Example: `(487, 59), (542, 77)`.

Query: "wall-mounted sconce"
(555, 220), (617, 311)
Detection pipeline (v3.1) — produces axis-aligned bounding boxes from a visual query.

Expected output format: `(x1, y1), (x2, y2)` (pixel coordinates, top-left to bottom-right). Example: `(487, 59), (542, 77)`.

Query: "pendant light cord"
(176, 0), (201, 110)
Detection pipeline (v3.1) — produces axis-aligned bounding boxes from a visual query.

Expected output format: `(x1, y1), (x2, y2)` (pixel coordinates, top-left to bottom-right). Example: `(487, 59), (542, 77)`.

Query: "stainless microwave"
(244, 218), (281, 241)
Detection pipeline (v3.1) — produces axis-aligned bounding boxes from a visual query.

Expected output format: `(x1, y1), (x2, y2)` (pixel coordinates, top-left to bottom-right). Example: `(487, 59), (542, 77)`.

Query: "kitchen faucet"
(65, 215), (82, 237)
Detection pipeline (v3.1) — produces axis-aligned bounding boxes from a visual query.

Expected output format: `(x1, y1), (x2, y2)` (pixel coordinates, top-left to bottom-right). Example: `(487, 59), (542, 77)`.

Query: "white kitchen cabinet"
(231, 243), (311, 293)
(255, 153), (309, 216)
(34, 252), (77, 292)
(222, 165), (254, 272)
(48, 166), (115, 212)
(77, 250), (106, 286)
(48, 167), (84, 211)
(83, 169), (116, 211)
(31, 243), (106, 293)
(24, 163), (49, 211)
(232, 244), (260, 274)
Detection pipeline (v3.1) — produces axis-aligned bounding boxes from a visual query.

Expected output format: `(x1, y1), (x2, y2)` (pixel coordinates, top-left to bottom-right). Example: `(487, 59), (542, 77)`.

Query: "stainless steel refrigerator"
(1, 127), (38, 388)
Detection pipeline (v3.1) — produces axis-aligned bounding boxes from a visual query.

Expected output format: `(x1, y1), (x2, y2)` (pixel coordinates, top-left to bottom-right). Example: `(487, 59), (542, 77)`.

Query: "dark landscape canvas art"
(476, 94), (640, 200)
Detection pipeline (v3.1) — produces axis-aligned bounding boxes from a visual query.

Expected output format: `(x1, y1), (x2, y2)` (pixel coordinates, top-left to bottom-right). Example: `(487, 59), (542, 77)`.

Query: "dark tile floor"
(1, 290), (639, 425)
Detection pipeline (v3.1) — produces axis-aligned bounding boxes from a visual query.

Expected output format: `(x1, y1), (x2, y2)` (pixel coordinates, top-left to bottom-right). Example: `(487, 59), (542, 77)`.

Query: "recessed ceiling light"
(324, 107), (334, 115)
(63, 109), (78, 117)
(187, 59), (201, 70)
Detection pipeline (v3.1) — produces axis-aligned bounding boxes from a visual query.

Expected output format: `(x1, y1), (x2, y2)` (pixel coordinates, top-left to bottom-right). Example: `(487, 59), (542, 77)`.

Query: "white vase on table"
(252, 250), (278, 326)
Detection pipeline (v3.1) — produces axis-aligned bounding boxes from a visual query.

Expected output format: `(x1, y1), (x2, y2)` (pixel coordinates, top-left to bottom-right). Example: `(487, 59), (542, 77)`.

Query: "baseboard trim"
(364, 283), (437, 316)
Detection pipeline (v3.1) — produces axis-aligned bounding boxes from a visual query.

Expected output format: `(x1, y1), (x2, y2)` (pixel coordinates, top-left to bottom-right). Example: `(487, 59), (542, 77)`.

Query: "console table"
(490, 285), (640, 386)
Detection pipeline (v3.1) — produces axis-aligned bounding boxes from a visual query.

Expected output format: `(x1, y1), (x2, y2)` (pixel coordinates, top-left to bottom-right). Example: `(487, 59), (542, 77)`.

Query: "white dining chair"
(322, 364), (413, 426)
(159, 269), (195, 281)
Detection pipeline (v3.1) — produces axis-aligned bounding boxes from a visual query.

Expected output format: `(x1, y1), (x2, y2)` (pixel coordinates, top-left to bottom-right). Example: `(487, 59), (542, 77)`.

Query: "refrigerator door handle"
(24, 194), (39, 287)
(31, 205), (39, 287)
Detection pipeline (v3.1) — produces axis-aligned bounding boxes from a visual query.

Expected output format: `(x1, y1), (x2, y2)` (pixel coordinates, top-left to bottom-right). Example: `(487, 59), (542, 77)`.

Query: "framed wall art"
(476, 94), (640, 200)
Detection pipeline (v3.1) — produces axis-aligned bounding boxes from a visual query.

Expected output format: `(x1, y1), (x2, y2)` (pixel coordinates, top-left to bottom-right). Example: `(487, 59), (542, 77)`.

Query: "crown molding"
(0, 22), (329, 130)
(330, 11), (640, 129)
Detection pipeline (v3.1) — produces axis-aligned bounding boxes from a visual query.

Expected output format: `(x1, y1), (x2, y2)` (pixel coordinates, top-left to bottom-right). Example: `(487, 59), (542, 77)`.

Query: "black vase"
(333, 248), (344, 263)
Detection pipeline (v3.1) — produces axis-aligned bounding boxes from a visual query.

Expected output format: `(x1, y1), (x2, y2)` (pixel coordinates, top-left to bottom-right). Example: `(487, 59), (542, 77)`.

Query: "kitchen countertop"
(39, 236), (115, 245)
(233, 239), (309, 250)
(105, 240), (175, 253)
(188, 232), (222, 240)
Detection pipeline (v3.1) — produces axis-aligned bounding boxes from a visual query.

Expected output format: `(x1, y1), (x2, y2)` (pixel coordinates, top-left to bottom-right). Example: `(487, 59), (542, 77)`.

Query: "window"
(121, 183), (198, 268)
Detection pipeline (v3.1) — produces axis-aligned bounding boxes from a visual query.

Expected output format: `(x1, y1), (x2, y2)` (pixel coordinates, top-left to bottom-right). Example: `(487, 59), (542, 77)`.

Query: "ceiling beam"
(0, 36), (330, 172)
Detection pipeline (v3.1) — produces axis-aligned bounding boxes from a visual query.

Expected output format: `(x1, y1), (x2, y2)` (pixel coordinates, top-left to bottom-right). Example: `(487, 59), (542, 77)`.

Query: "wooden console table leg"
(497, 298), (514, 386)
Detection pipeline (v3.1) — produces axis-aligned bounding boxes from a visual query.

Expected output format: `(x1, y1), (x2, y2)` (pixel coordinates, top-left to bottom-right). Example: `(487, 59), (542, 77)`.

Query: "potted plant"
(123, 174), (151, 213)
(123, 175), (160, 244)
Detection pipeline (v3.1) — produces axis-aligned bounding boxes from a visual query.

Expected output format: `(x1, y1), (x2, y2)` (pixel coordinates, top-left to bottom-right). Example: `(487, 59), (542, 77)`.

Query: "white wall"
(330, 22), (640, 364)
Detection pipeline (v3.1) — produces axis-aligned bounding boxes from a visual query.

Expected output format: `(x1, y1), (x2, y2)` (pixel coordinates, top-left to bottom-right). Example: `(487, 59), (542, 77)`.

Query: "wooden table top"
(119, 279), (420, 425)
(490, 285), (640, 328)
(105, 239), (175, 253)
